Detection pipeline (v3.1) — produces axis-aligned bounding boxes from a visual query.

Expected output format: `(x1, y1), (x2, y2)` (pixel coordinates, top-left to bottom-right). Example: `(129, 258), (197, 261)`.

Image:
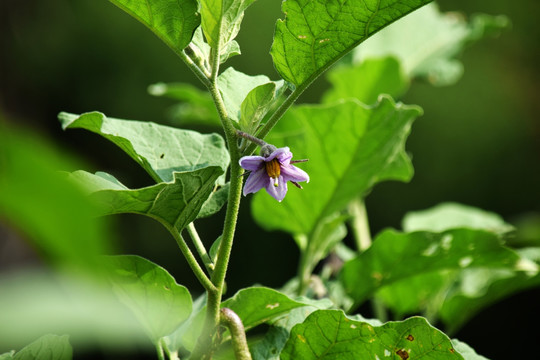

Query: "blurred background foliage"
(0, 0), (539, 358)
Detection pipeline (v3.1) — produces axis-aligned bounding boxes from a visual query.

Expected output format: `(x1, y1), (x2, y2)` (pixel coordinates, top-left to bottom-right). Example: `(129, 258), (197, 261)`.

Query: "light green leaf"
(323, 56), (409, 105)
(252, 96), (420, 236)
(221, 287), (313, 331)
(9, 334), (72, 360)
(108, 0), (200, 55)
(148, 81), (221, 126)
(0, 271), (148, 349)
(271, 0), (432, 87)
(280, 310), (464, 360)
(353, 3), (510, 85)
(217, 68), (285, 122)
(341, 228), (527, 306)
(105, 255), (192, 341)
(59, 112), (229, 183)
(240, 82), (279, 134)
(451, 340), (490, 360)
(250, 298), (333, 360)
(68, 168), (223, 232)
(198, 183), (230, 218)
(0, 352), (14, 360)
(439, 247), (540, 334)
(200, 0), (256, 51)
(402, 202), (514, 236)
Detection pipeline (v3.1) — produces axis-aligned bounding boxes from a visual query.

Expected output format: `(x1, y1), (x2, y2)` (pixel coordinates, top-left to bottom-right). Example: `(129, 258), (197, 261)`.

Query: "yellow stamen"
(265, 159), (281, 187)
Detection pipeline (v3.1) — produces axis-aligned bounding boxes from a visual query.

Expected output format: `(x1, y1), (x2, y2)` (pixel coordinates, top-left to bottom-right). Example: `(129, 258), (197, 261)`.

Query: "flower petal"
(243, 168), (268, 195)
(281, 164), (310, 183)
(239, 155), (265, 171)
(265, 175), (288, 202)
(267, 147), (292, 165)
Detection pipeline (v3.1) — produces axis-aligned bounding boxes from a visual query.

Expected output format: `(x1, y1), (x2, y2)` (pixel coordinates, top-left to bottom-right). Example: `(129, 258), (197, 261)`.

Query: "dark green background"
(1, 0), (539, 358)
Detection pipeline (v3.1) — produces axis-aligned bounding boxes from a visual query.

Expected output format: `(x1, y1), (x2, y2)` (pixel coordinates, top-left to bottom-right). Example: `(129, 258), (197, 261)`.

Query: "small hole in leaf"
(406, 334), (414, 341)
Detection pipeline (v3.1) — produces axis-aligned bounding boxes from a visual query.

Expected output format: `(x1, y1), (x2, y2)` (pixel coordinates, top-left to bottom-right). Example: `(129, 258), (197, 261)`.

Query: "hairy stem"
(187, 222), (214, 274)
(220, 308), (252, 360)
(190, 55), (244, 359)
(163, 222), (216, 293)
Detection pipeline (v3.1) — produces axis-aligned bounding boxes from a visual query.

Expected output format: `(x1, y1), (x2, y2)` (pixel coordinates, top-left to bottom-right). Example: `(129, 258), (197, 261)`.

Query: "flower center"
(265, 159), (281, 187)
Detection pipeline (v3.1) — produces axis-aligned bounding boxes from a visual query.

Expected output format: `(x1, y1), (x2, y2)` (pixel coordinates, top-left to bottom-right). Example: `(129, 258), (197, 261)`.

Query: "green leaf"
(252, 96), (420, 236)
(438, 247), (540, 334)
(199, 0), (256, 52)
(271, 0), (432, 87)
(240, 83), (279, 134)
(198, 183), (230, 218)
(0, 352), (14, 360)
(353, 3), (510, 85)
(11, 334), (72, 360)
(108, 0), (200, 55)
(105, 255), (192, 341)
(68, 168), (223, 232)
(250, 298), (333, 360)
(59, 112), (229, 183)
(221, 287), (313, 331)
(402, 202), (514, 236)
(341, 228), (527, 306)
(217, 68), (285, 122)
(323, 56), (409, 105)
(148, 81), (221, 126)
(0, 271), (148, 348)
(280, 310), (464, 360)
(451, 340), (490, 360)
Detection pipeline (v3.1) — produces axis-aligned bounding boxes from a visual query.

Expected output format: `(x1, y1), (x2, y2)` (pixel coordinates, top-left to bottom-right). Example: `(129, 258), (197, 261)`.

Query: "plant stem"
(156, 340), (165, 360)
(220, 308), (253, 360)
(187, 222), (214, 274)
(348, 198), (372, 251)
(163, 221), (216, 293)
(190, 50), (245, 359)
(243, 86), (304, 156)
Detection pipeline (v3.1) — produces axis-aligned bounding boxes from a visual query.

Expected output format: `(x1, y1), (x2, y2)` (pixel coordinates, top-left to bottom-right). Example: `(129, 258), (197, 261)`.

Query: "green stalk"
(187, 222), (214, 274)
(189, 46), (246, 359)
(162, 221), (216, 293)
(348, 199), (372, 251)
(220, 308), (252, 360)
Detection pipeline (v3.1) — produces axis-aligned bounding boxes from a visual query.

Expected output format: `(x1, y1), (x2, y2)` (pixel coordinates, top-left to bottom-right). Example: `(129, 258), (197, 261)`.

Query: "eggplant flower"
(239, 146), (309, 202)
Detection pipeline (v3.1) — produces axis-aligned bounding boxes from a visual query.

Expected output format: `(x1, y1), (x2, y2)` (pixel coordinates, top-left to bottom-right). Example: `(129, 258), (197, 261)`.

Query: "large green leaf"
(340, 228), (528, 307)
(353, 3), (510, 85)
(250, 298), (333, 360)
(323, 56), (409, 105)
(59, 112), (229, 183)
(68, 168), (223, 232)
(402, 202), (514, 235)
(108, 0), (200, 55)
(10, 334), (72, 360)
(438, 247), (540, 334)
(372, 206), (536, 332)
(271, 0), (433, 87)
(221, 287), (314, 331)
(217, 68), (285, 122)
(199, 0), (256, 52)
(280, 310), (464, 360)
(105, 255), (192, 341)
(252, 96), (420, 236)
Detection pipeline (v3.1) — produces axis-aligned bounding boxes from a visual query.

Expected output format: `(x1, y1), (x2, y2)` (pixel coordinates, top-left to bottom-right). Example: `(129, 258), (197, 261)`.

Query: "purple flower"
(239, 146), (309, 202)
